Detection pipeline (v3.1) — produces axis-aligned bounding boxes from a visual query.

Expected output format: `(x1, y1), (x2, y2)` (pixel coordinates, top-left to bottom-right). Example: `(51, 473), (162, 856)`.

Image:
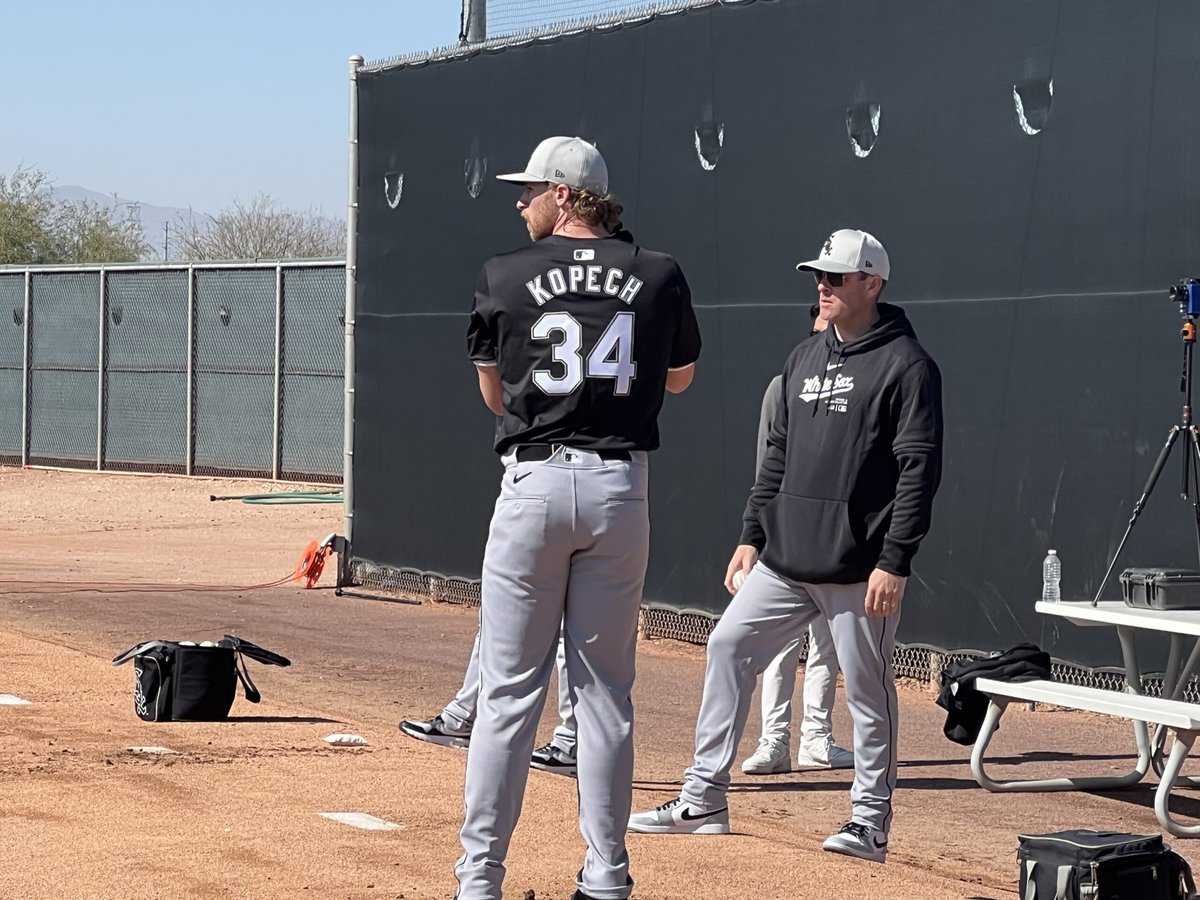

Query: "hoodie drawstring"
(814, 339), (846, 417)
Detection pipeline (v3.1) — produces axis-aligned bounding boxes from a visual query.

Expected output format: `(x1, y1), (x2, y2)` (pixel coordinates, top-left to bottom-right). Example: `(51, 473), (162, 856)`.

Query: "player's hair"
(567, 188), (624, 232)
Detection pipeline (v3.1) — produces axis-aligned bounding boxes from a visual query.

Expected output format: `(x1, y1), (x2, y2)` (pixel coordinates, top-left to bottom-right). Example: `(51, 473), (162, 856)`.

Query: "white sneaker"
(795, 741), (855, 770)
(627, 796), (731, 835)
(741, 739), (790, 774)
(822, 821), (888, 863)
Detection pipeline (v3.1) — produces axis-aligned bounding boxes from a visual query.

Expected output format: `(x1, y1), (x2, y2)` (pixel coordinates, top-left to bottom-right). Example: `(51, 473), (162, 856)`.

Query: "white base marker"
(323, 733), (369, 747)
(127, 746), (178, 755)
(0, 694), (31, 705)
(319, 812), (401, 831)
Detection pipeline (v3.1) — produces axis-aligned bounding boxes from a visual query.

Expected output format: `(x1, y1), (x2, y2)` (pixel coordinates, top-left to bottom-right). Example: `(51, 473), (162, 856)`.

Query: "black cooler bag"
(1018, 830), (1194, 899)
(112, 635), (290, 722)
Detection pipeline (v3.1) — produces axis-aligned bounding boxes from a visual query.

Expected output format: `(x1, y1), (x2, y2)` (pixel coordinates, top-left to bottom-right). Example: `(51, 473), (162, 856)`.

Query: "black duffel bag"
(1018, 830), (1195, 900)
(112, 635), (290, 722)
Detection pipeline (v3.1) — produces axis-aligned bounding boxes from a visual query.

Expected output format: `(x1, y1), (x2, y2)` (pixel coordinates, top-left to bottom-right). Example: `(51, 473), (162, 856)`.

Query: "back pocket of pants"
(489, 496), (549, 552)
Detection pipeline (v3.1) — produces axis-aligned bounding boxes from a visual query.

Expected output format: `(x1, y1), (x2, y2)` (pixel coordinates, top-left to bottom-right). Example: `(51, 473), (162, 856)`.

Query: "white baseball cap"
(496, 136), (609, 194)
(796, 229), (890, 281)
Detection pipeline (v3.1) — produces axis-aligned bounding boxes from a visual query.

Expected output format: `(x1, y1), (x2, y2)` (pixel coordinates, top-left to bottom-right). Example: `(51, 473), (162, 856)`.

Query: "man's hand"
(724, 544), (759, 596)
(864, 568), (906, 618)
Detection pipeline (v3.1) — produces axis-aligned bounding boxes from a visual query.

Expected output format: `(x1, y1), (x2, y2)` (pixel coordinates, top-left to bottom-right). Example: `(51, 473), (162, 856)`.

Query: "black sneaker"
(572, 872), (633, 898)
(399, 713), (472, 749)
(530, 742), (577, 776)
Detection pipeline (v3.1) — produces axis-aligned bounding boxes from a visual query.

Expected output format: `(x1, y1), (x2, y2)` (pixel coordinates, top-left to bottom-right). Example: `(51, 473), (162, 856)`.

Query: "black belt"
(515, 445), (631, 462)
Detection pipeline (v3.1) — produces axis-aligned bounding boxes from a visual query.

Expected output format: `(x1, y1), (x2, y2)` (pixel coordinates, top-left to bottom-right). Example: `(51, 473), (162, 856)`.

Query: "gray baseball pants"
(455, 447), (649, 900)
(682, 562), (899, 833)
(442, 624), (577, 753)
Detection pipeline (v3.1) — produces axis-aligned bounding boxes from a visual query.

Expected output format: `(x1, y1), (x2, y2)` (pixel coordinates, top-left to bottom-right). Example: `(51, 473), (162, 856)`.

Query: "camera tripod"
(1092, 316), (1200, 606)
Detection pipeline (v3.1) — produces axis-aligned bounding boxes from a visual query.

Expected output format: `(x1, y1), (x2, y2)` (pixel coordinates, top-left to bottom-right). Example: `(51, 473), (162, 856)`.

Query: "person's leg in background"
(532, 629), (579, 776)
(740, 636), (801, 774)
(796, 618), (855, 770)
(399, 621), (480, 748)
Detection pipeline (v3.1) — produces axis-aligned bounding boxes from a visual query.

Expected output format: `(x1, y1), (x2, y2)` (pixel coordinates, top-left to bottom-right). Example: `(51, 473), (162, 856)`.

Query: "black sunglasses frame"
(811, 270), (870, 288)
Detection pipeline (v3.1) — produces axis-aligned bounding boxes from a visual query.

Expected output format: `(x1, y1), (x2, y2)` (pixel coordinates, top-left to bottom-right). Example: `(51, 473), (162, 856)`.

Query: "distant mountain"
(50, 186), (203, 262)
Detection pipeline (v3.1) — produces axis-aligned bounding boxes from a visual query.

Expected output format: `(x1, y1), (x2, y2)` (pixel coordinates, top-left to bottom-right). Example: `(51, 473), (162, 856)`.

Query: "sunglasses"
(811, 270), (864, 287)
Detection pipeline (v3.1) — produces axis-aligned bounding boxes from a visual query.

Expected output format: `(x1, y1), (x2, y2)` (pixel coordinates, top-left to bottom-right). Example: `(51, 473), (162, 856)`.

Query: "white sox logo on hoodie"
(799, 370), (854, 412)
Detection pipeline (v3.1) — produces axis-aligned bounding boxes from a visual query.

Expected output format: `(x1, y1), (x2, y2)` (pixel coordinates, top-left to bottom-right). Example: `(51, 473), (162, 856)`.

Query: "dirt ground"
(1, 465), (1198, 899)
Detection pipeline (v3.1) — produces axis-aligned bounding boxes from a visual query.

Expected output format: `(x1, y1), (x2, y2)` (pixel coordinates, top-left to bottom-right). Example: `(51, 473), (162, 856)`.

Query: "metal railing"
(0, 260), (345, 482)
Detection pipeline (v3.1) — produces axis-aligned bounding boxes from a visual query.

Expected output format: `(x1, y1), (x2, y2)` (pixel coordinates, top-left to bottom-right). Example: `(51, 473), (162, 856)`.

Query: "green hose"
(239, 491), (343, 505)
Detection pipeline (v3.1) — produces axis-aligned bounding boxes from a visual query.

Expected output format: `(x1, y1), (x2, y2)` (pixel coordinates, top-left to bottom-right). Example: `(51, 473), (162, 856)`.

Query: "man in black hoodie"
(628, 229), (942, 864)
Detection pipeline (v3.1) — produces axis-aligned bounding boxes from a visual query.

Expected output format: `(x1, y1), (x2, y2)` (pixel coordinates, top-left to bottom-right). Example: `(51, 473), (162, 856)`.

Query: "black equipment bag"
(935, 642), (1052, 745)
(112, 635), (290, 722)
(1018, 830), (1195, 900)
(1120, 568), (1200, 611)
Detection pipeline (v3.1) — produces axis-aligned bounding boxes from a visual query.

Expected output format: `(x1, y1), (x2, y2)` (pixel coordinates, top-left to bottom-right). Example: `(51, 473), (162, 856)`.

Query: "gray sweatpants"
(456, 447), (649, 900)
(442, 624), (577, 754)
(682, 562), (899, 833)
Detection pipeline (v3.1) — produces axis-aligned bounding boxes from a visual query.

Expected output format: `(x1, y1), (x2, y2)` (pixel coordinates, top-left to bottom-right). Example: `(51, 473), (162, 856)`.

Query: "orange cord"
(0, 540), (332, 594)
(292, 539), (332, 589)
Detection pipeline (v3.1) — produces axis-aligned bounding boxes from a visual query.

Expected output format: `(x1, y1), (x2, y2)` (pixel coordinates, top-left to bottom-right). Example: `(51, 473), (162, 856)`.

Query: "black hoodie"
(740, 302), (943, 584)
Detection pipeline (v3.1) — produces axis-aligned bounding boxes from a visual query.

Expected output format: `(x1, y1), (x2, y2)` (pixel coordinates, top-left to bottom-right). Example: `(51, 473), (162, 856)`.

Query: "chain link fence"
(0, 274), (24, 465)
(29, 272), (101, 467)
(281, 266), (346, 480)
(193, 269), (278, 476)
(104, 270), (189, 473)
(349, 560), (1200, 697)
(0, 261), (344, 482)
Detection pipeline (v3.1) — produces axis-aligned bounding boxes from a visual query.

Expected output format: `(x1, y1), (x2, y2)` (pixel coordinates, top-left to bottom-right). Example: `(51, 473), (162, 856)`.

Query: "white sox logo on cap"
(797, 228), (890, 280)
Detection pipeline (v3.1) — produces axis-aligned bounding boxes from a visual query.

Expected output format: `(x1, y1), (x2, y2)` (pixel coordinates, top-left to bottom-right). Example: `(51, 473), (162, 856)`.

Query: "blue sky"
(1, 2), (460, 216)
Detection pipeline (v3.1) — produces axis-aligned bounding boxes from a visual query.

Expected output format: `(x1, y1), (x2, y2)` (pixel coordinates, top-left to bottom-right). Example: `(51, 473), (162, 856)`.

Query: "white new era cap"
(796, 229), (890, 281)
(496, 136), (609, 194)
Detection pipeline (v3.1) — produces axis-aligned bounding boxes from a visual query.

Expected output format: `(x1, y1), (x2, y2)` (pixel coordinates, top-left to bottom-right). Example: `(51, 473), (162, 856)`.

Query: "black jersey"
(467, 232), (701, 454)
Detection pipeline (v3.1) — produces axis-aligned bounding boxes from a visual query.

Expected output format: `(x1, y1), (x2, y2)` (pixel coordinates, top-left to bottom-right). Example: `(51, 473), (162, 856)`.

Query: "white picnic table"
(1037, 600), (1200, 724)
(968, 600), (1200, 836)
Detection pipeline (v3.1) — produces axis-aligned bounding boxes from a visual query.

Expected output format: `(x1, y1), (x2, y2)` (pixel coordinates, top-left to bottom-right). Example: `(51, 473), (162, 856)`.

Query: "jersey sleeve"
(668, 264), (702, 369)
(466, 264), (498, 366)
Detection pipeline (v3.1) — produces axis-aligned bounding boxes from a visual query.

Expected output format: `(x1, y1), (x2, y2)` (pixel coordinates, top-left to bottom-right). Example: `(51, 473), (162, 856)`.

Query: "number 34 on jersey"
(532, 311), (637, 397)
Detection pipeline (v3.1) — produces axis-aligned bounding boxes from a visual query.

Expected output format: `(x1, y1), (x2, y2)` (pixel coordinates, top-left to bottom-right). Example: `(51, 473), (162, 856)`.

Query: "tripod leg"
(1093, 426), (1182, 605)
(1189, 427), (1200, 567)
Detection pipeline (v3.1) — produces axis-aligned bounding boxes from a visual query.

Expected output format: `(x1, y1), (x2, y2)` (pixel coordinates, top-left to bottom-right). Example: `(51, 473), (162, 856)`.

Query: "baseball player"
(400, 630), (579, 776)
(629, 229), (942, 864)
(740, 306), (854, 776)
(455, 136), (701, 900)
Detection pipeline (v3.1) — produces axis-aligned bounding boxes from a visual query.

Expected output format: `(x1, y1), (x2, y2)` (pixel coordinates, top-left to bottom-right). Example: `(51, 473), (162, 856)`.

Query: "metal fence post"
(273, 263), (283, 481)
(21, 269), (30, 466)
(97, 267), (107, 470)
(461, 0), (486, 43)
(185, 265), (195, 476)
(343, 55), (362, 546)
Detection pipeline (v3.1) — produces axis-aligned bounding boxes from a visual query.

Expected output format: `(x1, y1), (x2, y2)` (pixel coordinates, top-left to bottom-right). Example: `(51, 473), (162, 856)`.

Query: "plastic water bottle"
(1042, 550), (1061, 602)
